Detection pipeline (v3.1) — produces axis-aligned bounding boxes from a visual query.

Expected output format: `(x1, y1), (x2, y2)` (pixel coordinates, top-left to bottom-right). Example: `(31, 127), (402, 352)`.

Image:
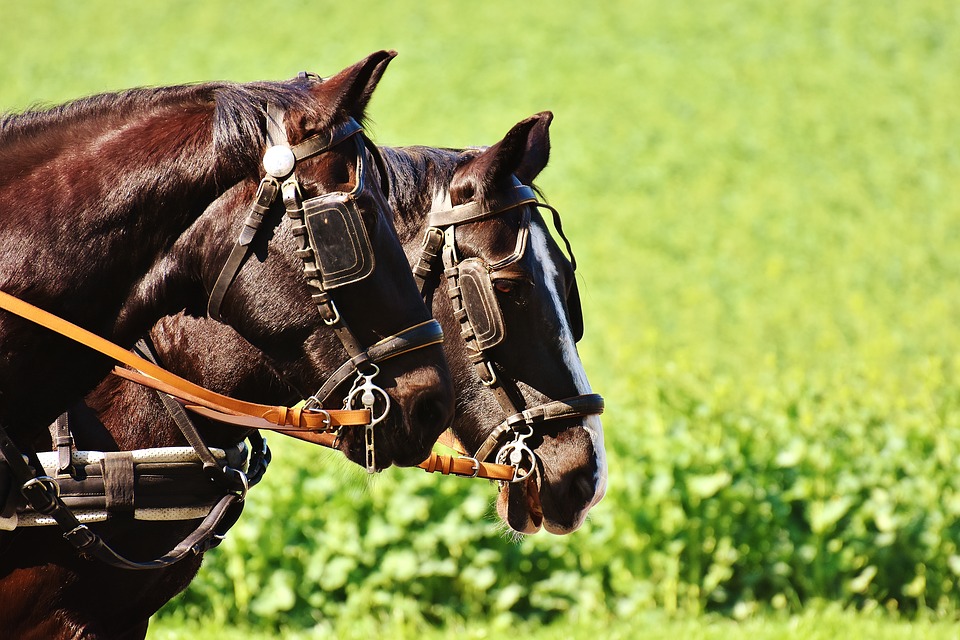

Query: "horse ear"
(452, 111), (553, 202)
(313, 50), (397, 120)
(513, 111), (553, 184)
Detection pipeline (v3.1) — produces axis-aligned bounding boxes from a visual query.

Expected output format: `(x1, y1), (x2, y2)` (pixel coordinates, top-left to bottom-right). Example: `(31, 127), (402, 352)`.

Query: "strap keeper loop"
(63, 524), (98, 550)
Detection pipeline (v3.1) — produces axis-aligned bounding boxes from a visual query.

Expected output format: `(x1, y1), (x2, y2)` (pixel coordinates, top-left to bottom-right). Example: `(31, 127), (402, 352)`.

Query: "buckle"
(457, 456), (481, 478)
(21, 475), (61, 514)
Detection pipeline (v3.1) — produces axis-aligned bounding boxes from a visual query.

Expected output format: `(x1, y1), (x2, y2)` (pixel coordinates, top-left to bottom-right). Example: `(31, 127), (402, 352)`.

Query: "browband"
(427, 185), (537, 227)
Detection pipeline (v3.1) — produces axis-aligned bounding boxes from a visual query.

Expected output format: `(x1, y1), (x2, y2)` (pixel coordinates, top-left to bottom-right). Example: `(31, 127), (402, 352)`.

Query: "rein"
(0, 289), (369, 436)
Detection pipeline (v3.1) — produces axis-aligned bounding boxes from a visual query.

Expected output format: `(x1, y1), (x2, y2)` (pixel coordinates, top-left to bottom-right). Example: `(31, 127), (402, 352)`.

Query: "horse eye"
(493, 279), (517, 294)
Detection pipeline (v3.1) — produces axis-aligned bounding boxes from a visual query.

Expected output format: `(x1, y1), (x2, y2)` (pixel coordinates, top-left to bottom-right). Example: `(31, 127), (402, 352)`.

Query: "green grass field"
(3, 0), (960, 637)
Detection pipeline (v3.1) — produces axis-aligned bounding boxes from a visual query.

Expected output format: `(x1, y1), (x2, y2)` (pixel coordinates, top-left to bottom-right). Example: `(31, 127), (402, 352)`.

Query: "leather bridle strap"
(207, 118), (364, 322)
(307, 319), (444, 406)
(425, 185), (538, 227)
(416, 180), (605, 480)
(474, 393), (606, 462)
(417, 450), (516, 482)
(0, 289), (370, 432)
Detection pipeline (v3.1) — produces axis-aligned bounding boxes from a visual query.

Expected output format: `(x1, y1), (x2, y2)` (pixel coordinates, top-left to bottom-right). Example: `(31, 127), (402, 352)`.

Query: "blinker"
(302, 133), (376, 290)
(303, 194), (375, 289)
(457, 258), (507, 350)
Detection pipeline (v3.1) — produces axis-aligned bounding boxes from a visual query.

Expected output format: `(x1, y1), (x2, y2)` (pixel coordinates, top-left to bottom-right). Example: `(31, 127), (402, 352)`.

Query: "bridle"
(413, 178), (604, 484)
(0, 99), (447, 568)
(207, 101), (444, 473)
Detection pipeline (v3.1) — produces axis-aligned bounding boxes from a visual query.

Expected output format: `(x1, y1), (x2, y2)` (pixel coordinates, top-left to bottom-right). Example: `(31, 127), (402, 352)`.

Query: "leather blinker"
(458, 258), (506, 350)
(303, 194), (375, 289)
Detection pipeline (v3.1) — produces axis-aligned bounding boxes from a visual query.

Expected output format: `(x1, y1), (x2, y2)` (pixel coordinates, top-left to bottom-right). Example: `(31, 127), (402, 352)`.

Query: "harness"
(0, 102), (445, 568)
(207, 102), (444, 472)
(0, 128), (604, 566)
(0, 339), (272, 571)
(412, 179), (605, 483)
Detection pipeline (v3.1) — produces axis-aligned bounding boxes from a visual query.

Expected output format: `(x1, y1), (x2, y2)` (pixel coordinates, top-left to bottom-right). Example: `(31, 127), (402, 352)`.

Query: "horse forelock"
(382, 146), (479, 236)
(210, 81), (312, 179)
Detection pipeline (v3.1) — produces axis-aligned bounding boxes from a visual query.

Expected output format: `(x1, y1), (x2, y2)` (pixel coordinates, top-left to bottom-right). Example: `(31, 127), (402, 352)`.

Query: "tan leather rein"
(0, 289), (518, 479)
(0, 290), (366, 447)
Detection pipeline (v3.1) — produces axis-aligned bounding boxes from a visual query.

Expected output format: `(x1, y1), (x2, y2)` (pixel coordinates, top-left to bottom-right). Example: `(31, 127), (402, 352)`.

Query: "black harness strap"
(308, 319), (444, 406)
(101, 452), (135, 514)
(133, 338), (258, 492)
(53, 412), (74, 476)
(1, 420), (250, 570)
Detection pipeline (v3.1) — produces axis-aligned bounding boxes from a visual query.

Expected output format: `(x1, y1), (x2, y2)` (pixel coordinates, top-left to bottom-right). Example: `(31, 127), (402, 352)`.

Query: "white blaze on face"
(529, 222), (608, 510)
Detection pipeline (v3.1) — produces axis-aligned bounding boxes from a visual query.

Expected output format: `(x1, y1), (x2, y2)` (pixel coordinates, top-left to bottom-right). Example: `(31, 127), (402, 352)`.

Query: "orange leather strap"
(111, 368), (367, 432)
(417, 451), (517, 481)
(0, 289), (370, 431)
(417, 430), (517, 481)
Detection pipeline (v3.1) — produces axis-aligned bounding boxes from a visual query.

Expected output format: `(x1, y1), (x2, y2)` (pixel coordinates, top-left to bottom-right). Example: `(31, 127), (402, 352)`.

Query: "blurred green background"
(3, 1), (960, 638)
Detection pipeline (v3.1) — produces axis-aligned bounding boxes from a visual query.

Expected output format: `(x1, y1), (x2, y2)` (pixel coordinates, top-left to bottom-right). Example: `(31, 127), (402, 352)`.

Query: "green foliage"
(150, 603), (960, 640)
(3, 0), (960, 635)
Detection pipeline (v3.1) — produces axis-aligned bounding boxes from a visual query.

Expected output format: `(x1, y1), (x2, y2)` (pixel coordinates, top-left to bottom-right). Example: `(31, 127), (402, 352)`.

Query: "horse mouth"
(496, 474), (544, 535)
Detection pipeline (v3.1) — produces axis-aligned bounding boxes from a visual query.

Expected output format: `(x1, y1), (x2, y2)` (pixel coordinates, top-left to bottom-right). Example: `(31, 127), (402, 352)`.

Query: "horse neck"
(0, 86), (255, 326)
(383, 146), (502, 447)
(80, 317), (287, 452)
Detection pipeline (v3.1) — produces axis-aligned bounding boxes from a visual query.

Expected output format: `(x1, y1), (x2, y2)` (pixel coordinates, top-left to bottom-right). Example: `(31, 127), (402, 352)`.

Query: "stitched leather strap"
(417, 451), (516, 481)
(309, 319), (444, 405)
(101, 452), (135, 513)
(474, 394), (606, 462)
(0, 290), (370, 431)
(110, 367), (367, 433)
(426, 185), (537, 227)
(69, 492), (245, 570)
(207, 177), (280, 321)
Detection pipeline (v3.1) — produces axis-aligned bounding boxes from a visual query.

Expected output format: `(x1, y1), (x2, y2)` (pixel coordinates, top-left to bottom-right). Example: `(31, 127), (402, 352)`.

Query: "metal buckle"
(457, 455), (481, 478)
(480, 360), (498, 387)
(22, 475), (61, 499)
(229, 468), (250, 501)
(304, 408), (333, 432)
(322, 299), (342, 326)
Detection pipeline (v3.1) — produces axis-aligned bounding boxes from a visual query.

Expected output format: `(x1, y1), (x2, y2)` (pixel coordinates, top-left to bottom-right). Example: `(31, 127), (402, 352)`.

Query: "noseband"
(414, 180), (604, 483)
(208, 103), (444, 473)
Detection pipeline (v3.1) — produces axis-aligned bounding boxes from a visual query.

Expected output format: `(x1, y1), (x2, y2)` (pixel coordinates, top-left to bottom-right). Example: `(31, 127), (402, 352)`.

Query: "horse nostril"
(564, 468), (599, 508)
(411, 392), (451, 432)
(576, 474), (597, 503)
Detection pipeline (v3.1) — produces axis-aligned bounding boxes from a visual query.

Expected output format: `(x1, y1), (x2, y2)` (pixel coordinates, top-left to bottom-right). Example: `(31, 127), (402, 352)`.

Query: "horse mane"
(381, 145), (478, 230)
(0, 78), (346, 182)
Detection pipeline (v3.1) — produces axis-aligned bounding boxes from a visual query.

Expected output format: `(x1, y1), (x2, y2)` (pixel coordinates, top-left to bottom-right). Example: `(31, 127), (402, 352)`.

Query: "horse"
(0, 50), (453, 477)
(0, 113), (604, 638)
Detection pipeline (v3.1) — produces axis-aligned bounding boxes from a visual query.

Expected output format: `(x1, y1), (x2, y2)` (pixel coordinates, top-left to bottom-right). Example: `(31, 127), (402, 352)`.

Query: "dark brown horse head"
(0, 51), (453, 466)
(116, 53), (454, 470)
(431, 112), (607, 534)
